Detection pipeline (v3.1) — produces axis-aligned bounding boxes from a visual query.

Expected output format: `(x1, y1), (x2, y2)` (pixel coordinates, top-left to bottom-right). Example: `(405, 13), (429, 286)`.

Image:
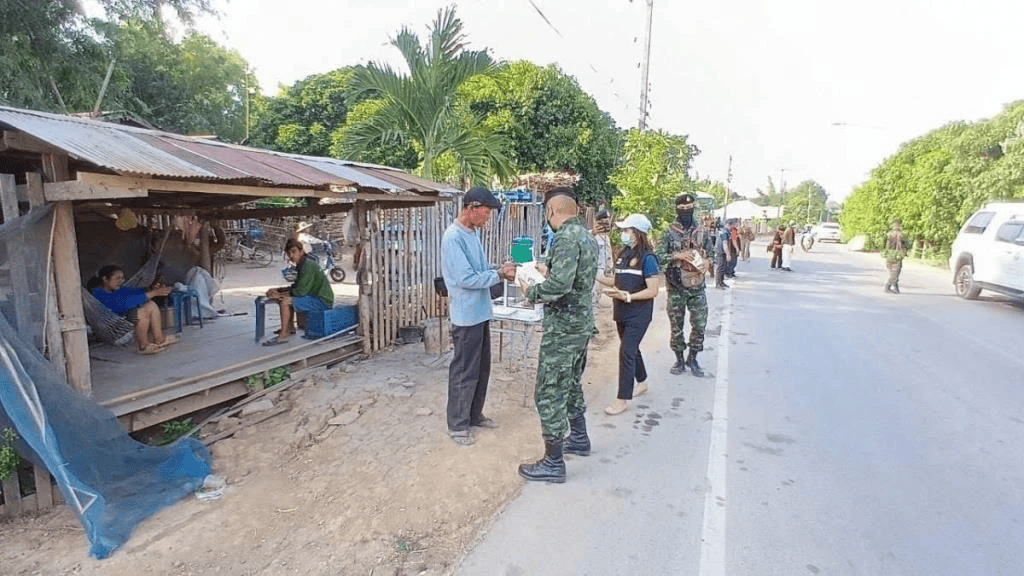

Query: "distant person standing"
(591, 209), (614, 311)
(739, 219), (754, 261)
(781, 222), (796, 271)
(714, 220), (732, 289)
(595, 214), (660, 416)
(726, 219), (740, 277)
(770, 225), (784, 270)
(518, 188), (597, 483)
(883, 219), (907, 294)
(441, 186), (516, 446)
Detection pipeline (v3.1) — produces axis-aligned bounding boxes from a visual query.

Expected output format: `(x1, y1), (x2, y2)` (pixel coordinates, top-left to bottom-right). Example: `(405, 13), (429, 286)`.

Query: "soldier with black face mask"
(655, 193), (711, 377)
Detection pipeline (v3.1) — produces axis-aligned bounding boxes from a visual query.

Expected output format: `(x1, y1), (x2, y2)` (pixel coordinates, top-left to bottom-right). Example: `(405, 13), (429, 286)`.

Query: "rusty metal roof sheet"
(0, 105), (452, 196)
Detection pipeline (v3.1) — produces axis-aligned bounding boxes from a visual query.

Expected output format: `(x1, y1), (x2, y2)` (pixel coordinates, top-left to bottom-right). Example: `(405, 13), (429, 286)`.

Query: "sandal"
(604, 400), (629, 416)
(262, 336), (289, 346)
(633, 382), (648, 397)
(157, 334), (179, 348)
(137, 343), (164, 355)
(448, 429), (474, 446)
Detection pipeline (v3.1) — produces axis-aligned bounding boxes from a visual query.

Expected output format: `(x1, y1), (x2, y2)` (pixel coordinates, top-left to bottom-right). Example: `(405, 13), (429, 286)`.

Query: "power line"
(521, 0), (640, 120)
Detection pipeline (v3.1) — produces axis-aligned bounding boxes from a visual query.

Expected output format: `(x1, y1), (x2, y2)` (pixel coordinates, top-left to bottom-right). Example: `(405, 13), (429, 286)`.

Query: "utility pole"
(723, 154), (733, 220)
(779, 168), (787, 222)
(637, 0), (654, 130)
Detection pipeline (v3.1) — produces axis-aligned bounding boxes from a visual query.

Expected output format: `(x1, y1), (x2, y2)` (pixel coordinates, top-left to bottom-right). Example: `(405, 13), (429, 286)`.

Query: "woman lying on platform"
(87, 265), (178, 355)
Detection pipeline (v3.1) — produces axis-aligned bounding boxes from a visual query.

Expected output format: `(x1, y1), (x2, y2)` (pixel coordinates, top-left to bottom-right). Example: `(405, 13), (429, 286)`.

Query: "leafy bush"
(1, 427), (20, 483)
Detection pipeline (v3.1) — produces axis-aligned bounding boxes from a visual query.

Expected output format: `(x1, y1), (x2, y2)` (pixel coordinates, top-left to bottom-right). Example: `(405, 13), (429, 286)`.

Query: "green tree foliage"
(459, 61), (622, 205)
(108, 19), (256, 141)
(841, 101), (1024, 252)
(784, 180), (829, 225)
(251, 69), (352, 156)
(0, 0), (212, 113)
(608, 129), (698, 230)
(339, 6), (513, 185)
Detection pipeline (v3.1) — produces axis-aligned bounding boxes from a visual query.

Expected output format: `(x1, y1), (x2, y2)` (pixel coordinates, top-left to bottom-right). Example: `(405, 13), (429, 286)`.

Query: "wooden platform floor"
(89, 299), (360, 424)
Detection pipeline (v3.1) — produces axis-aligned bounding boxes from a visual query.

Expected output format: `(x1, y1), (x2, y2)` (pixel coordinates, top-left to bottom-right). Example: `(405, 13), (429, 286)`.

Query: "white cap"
(615, 213), (652, 233)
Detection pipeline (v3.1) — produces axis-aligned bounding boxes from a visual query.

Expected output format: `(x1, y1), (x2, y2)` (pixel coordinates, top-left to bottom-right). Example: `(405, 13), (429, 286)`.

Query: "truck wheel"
(954, 263), (981, 299)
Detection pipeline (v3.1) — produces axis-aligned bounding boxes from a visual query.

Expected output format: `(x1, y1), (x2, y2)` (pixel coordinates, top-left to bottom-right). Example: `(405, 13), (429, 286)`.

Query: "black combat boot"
(686, 349), (705, 377)
(564, 413), (591, 456)
(670, 350), (688, 375)
(518, 436), (566, 483)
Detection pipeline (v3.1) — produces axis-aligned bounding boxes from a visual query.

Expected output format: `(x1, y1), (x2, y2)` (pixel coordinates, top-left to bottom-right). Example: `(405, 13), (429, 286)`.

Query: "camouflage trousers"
(667, 285), (707, 354)
(534, 328), (590, 438)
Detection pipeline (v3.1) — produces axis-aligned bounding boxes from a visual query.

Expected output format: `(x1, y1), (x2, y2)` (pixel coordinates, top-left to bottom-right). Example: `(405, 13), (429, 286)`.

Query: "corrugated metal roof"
(0, 105), (453, 197)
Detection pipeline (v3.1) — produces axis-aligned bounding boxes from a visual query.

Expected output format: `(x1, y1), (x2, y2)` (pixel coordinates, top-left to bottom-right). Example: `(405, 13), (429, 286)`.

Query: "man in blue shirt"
(441, 186), (516, 446)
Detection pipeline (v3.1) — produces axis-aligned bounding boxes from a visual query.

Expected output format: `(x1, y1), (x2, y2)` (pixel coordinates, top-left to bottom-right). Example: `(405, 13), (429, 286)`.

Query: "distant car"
(812, 222), (842, 242)
(949, 202), (1024, 300)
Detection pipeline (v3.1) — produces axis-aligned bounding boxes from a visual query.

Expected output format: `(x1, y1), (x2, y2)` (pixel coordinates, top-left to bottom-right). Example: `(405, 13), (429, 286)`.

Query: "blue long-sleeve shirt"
(92, 286), (148, 314)
(441, 221), (500, 327)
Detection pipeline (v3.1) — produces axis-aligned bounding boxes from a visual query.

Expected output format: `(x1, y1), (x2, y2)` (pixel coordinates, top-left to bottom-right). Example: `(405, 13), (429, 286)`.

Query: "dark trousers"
(715, 252), (728, 285)
(616, 318), (650, 400)
(726, 252), (738, 275)
(447, 321), (491, 432)
(770, 248), (782, 268)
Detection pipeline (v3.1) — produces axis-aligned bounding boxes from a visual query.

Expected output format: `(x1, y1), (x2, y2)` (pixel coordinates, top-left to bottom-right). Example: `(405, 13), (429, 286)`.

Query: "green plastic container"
(510, 236), (534, 263)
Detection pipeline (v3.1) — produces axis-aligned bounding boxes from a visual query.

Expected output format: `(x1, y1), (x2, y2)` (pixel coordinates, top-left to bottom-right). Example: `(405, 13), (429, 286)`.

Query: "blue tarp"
(0, 205), (211, 558)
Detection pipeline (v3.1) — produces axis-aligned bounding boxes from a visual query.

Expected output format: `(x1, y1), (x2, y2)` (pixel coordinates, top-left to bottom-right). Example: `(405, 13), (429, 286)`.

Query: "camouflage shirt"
(657, 217), (710, 290)
(528, 216), (598, 330)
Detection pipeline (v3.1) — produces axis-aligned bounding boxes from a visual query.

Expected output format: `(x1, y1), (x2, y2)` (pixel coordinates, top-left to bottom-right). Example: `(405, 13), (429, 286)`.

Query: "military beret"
(676, 193), (696, 207)
(544, 187), (578, 205)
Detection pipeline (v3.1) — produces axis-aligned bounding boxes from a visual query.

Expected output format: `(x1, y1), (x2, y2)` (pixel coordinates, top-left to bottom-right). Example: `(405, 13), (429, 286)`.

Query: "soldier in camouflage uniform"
(656, 193), (710, 377)
(518, 188), (598, 484)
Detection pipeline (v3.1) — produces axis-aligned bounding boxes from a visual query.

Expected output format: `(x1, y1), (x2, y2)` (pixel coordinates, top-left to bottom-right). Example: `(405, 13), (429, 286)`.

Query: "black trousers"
(616, 317), (650, 400)
(447, 321), (491, 432)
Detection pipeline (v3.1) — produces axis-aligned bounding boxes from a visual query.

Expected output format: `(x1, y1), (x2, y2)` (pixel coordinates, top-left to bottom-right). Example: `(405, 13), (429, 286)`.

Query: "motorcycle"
(281, 236), (346, 283)
(800, 226), (815, 252)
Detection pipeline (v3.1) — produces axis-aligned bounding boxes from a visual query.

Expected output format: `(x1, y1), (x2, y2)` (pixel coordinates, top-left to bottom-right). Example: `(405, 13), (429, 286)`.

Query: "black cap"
(676, 193), (696, 207)
(463, 186), (501, 208)
(544, 187), (578, 205)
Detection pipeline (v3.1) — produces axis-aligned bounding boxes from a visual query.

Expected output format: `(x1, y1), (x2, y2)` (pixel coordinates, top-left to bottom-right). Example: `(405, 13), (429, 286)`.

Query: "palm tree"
(340, 6), (513, 185)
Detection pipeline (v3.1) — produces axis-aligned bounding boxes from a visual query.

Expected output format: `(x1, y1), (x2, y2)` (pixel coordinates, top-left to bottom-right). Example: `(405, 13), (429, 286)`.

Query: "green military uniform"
(526, 216), (598, 439)
(656, 218), (709, 356)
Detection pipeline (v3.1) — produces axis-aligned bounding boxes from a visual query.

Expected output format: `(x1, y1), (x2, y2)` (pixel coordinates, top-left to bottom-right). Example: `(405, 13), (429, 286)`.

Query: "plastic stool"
(169, 289), (203, 333)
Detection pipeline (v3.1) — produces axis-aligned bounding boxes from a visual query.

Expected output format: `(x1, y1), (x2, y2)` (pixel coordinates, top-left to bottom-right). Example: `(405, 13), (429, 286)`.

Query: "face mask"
(677, 210), (694, 227)
(621, 231), (634, 247)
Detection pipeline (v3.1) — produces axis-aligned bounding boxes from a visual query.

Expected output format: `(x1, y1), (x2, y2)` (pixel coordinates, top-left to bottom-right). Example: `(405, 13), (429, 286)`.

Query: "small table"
(492, 303), (543, 405)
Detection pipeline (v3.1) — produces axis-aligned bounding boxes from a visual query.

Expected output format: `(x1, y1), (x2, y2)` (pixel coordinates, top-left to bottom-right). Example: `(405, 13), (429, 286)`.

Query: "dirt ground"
(0, 261), (623, 576)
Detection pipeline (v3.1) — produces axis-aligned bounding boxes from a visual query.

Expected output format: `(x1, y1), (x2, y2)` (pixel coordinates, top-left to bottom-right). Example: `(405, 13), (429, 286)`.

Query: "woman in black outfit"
(595, 214), (661, 416)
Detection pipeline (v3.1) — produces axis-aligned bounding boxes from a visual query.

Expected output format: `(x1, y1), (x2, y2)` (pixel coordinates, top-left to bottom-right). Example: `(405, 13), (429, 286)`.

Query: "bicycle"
(225, 229), (275, 267)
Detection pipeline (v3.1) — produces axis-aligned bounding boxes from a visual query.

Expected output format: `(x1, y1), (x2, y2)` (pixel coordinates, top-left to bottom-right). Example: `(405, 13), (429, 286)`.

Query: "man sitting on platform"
(262, 238), (334, 346)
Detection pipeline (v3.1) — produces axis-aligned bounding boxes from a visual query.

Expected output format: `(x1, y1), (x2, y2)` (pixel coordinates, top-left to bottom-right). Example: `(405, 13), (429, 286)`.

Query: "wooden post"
(0, 175), (32, 336)
(199, 222), (212, 273)
(43, 153), (91, 395)
(355, 204), (372, 355)
(27, 172), (66, 380)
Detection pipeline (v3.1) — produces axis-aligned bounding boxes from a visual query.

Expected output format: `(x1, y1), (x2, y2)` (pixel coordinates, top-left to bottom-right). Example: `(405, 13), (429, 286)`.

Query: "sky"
(190, 0), (1024, 202)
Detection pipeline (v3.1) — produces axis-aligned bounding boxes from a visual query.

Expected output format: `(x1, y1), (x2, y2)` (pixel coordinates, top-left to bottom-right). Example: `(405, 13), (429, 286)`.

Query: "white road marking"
(699, 287), (732, 576)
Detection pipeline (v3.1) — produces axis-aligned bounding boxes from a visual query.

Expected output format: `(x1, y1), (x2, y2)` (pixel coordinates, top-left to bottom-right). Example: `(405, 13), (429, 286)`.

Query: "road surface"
(458, 241), (1024, 576)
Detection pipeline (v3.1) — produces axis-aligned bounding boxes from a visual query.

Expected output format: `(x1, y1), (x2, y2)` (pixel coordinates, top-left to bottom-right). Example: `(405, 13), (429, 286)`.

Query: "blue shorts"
(291, 294), (330, 313)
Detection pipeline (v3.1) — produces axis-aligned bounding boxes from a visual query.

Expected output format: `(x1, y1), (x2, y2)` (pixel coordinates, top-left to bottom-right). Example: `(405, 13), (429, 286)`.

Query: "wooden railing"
(1, 464), (62, 518)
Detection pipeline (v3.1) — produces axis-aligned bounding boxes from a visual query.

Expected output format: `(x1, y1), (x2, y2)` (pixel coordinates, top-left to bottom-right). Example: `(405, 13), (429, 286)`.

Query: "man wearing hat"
(441, 186), (516, 446)
(656, 192), (711, 377)
(518, 187), (598, 483)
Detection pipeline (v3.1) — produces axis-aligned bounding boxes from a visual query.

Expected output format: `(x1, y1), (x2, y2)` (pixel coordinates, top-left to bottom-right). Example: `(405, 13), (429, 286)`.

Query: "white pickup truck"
(949, 202), (1024, 301)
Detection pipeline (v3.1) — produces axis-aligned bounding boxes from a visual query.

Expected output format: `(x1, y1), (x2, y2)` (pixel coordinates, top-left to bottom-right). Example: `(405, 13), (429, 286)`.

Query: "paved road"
(458, 241), (1024, 575)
